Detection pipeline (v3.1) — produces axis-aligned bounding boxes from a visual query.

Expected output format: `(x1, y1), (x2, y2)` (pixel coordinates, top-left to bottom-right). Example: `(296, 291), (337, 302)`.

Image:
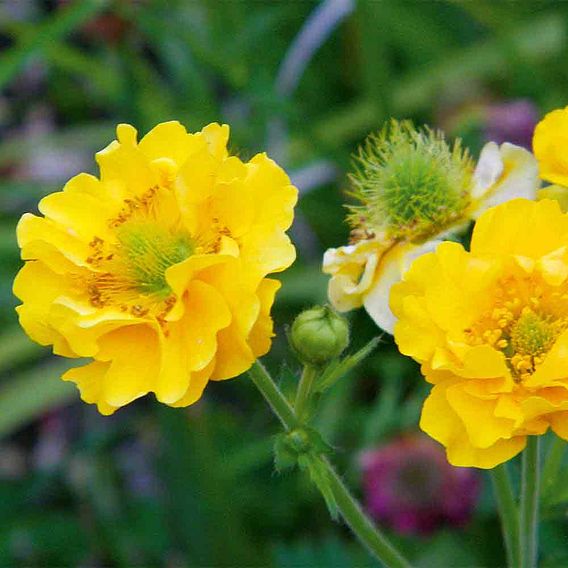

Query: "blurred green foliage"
(1, 0), (568, 566)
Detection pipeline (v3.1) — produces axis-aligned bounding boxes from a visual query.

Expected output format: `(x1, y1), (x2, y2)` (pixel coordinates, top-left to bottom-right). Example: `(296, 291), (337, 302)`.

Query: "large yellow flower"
(14, 121), (297, 414)
(392, 199), (568, 468)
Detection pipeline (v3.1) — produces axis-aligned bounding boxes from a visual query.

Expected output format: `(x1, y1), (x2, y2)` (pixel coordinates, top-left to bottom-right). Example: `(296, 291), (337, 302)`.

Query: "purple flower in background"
(360, 434), (481, 535)
(484, 99), (538, 150)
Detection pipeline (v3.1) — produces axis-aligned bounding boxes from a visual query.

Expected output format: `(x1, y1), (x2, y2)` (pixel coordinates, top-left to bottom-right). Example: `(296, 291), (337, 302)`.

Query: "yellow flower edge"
(14, 121), (297, 415)
(533, 105), (568, 187)
(392, 198), (568, 468)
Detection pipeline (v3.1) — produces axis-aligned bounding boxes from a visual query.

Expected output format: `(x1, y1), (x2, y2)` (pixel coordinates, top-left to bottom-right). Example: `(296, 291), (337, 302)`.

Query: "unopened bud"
(289, 306), (349, 366)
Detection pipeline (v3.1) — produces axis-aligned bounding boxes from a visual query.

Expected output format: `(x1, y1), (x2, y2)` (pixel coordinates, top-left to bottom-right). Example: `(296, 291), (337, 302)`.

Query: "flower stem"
(248, 360), (298, 430)
(294, 364), (318, 420)
(520, 437), (541, 568)
(490, 464), (520, 568)
(248, 360), (411, 568)
(540, 436), (565, 501)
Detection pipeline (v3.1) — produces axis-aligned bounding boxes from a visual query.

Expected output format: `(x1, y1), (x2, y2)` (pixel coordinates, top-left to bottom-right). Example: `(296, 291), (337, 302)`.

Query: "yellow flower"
(533, 105), (568, 211)
(392, 199), (568, 468)
(323, 121), (539, 334)
(533, 105), (568, 187)
(14, 121), (297, 414)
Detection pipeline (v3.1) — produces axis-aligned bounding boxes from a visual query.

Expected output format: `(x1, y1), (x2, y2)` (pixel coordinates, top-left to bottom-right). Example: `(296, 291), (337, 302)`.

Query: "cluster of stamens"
(465, 274), (568, 382)
(83, 187), (193, 332)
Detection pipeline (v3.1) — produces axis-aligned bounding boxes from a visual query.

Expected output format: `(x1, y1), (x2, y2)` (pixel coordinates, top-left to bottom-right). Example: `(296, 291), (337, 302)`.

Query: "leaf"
(0, 360), (76, 439)
(315, 337), (381, 393)
(299, 454), (338, 521)
(0, 326), (45, 375)
(0, 0), (109, 90)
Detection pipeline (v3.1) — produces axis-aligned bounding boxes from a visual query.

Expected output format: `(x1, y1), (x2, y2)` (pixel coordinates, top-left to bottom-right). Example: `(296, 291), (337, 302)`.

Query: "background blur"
(1, 1), (568, 566)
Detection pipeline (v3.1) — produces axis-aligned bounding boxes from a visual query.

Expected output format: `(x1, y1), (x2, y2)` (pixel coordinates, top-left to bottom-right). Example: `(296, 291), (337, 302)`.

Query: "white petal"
(363, 240), (442, 334)
(323, 241), (385, 312)
(472, 142), (503, 200)
(471, 142), (540, 219)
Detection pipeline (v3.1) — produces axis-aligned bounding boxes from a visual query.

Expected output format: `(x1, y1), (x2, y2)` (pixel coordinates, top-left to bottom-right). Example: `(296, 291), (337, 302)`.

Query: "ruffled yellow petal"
(156, 280), (231, 403)
(96, 124), (159, 196)
(14, 261), (75, 356)
(420, 382), (525, 468)
(138, 121), (196, 167)
(533, 106), (568, 187)
(62, 362), (117, 415)
(471, 198), (568, 259)
(96, 324), (159, 407)
(248, 278), (281, 357)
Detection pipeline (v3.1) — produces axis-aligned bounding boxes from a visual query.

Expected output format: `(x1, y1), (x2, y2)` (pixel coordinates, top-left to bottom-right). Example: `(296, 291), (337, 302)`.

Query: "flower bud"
(289, 306), (349, 366)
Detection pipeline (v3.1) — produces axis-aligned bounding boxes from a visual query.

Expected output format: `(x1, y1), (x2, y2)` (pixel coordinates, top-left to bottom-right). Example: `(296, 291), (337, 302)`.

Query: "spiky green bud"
(348, 119), (474, 243)
(289, 306), (349, 366)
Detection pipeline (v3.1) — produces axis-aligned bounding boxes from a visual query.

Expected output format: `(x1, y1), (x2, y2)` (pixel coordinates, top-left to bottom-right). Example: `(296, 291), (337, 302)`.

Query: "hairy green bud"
(289, 306), (349, 366)
(348, 119), (474, 243)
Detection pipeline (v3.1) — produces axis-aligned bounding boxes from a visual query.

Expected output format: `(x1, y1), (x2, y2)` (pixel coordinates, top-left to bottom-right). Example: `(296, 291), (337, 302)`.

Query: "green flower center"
(348, 120), (473, 243)
(510, 310), (557, 358)
(116, 221), (194, 298)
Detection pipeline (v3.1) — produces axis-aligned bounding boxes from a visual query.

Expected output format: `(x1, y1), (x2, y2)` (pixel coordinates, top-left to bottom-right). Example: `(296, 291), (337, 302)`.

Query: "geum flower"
(392, 198), (568, 468)
(14, 122), (297, 414)
(323, 120), (539, 333)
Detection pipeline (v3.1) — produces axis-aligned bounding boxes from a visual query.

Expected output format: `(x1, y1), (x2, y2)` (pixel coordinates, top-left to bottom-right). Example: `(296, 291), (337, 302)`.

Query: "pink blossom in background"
(360, 434), (481, 535)
(484, 99), (538, 150)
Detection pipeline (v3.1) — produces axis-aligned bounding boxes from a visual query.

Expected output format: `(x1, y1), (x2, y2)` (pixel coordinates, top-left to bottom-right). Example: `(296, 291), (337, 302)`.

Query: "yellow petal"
(533, 106), (568, 187)
(472, 198), (568, 259)
(248, 278), (281, 357)
(155, 280), (231, 403)
(138, 120), (197, 168)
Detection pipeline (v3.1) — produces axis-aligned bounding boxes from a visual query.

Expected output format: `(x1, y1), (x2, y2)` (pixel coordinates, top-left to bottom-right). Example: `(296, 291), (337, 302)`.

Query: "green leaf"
(0, 360), (76, 439)
(315, 337), (381, 393)
(0, 0), (109, 90)
(299, 454), (339, 521)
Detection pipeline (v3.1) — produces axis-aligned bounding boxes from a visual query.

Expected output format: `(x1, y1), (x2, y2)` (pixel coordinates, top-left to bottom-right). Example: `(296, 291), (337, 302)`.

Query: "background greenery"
(1, 1), (568, 566)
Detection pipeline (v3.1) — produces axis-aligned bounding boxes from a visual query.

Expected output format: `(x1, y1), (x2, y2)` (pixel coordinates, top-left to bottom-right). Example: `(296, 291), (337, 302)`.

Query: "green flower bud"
(348, 119), (474, 243)
(289, 306), (349, 366)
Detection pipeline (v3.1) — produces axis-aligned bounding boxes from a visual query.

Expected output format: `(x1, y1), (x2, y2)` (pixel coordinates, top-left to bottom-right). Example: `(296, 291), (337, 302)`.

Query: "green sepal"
(315, 336), (381, 393)
(299, 454), (339, 521)
(273, 427), (333, 473)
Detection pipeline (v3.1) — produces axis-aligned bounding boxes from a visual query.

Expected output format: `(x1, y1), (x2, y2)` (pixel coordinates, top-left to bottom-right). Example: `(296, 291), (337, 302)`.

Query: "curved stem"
(294, 365), (318, 420)
(248, 360), (299, 430)
(490, 464), (520, 568)
(520, 437), (541, 568)
(248, 360), (411, 568)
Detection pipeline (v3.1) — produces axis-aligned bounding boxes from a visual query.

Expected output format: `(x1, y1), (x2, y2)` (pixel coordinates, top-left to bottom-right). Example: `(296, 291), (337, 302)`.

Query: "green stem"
(520, 437), (541, 568)
(490, 464), (520, 568)
(540, 436), (565, 501)
(248, 360), (411, 568)
(248, 360), (298, 430)
(294, 365), (318, 420)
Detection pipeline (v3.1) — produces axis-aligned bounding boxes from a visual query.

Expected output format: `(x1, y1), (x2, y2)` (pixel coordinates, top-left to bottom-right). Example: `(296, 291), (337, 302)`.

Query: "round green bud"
(289, 306), (349, 366)
(286, 429), (311, 455)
